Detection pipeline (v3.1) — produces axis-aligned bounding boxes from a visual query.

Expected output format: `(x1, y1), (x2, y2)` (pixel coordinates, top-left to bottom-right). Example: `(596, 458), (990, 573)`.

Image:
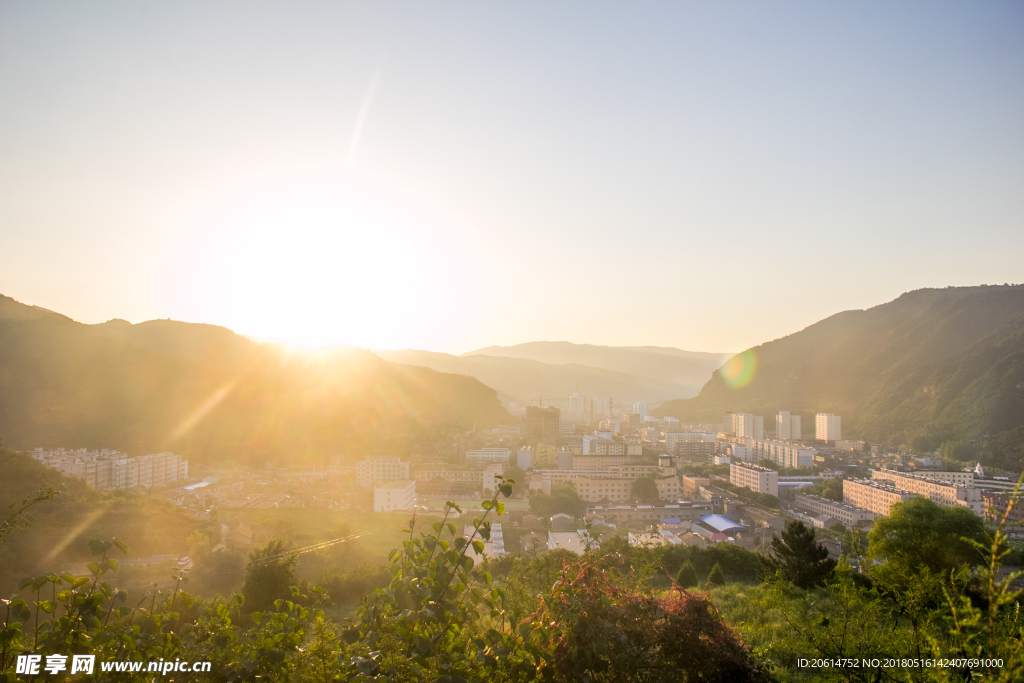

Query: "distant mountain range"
(655, 285), (1024, 470)
(0, 295), (507, 464)
(377, 343), (728, 407)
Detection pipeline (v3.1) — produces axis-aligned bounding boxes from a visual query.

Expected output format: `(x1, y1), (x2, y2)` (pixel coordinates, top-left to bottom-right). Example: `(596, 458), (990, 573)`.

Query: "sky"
(1, 1), (1022, 354)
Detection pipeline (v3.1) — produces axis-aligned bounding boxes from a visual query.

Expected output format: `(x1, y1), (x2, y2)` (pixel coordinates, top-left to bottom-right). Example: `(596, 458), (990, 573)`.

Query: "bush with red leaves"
(529, 555), (769, 683)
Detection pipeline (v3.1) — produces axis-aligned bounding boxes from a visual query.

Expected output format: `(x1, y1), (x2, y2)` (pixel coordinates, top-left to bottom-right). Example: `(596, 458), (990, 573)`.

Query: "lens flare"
(720, 350), (757, 388)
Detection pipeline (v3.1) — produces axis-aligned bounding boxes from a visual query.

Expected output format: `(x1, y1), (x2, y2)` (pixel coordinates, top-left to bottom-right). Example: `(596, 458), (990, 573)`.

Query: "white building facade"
(815, 414), (842, 442)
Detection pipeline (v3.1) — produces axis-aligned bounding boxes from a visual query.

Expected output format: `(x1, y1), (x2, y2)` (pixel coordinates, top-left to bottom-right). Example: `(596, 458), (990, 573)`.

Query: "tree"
(529, 482), (585, 518)
(0, 486), (59, 544)
(867, 497), (986, 575)
(812, 477), (844, 501)
(242, 539), (298, 614)
(504, 465), (527, 497)
(760, 521), (836, 589)
(629, 476), (660, 504)
(758, 459), (776, 470)
(676, 561), (698, 588)
(707, 562), (725, 586)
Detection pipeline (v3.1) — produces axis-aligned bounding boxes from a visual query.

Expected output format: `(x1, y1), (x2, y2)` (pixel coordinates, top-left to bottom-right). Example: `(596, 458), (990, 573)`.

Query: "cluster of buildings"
(722, 411), (843, 444)
(28, 448), (188, 491)
(842, 469), (985, 517)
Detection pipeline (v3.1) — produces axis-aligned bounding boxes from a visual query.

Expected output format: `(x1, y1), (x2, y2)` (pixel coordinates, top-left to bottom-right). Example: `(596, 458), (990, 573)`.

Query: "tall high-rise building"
(724, 412), (739, 435)
(736, 413), (764, 440)
(816, 413), (842, 442)
(568, 393), (586, 416)
(632, 401), (649, 419)
(591, 397), (610, 419)
(776, 411), (802, 440)
(526, 406), (561, 443)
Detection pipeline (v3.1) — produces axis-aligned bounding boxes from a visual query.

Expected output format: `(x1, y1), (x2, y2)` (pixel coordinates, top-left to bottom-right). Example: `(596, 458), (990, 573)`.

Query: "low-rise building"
(572, 453), (629, 469)
(981, 491), (1024, 528)
(357, 456), (410, 487)
(730, 462), (778, 496)
(373, 480), (416, 512)
(682, 475), (710, 498)
(585, 503), (710, 525)
(465, 448), (512, 466)
(794, 493), (875, 528)
(547, 530), (591, 553)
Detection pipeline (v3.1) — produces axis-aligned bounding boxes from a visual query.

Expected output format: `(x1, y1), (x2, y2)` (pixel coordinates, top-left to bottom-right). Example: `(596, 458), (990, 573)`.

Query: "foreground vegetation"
(3, 472), (1024, 681)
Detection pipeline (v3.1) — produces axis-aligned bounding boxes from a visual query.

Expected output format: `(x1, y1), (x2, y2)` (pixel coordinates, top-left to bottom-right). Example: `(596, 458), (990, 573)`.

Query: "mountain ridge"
(654, 285), (1024, 469)
(0, 294), (508, 464)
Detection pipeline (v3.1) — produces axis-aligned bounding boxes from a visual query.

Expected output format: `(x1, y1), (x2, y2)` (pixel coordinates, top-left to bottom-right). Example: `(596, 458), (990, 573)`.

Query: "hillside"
(374, 349), (700, 405)
(0, 447), (208, 595)
(654, 286), (1024, 469)
(0, 295), (508, 464)
(460, 341), (727, 400)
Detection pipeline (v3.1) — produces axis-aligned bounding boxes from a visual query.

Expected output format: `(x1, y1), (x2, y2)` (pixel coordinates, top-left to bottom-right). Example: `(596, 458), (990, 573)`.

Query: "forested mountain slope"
(655, 286), (1024, 469)
(0, 295), (507, 465)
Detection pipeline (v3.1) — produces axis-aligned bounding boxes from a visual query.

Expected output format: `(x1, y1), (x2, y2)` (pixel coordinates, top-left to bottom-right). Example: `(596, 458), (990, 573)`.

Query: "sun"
(183, 180), (462, 349)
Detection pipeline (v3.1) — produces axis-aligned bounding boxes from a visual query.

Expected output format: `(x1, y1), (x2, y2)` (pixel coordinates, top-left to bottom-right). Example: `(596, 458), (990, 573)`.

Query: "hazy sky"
(2, 2), (1022, 353)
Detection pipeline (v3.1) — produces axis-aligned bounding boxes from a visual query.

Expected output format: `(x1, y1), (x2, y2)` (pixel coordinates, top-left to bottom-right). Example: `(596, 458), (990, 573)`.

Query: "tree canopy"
(867, 497), (987, 575)
(629, 476), (661, 504)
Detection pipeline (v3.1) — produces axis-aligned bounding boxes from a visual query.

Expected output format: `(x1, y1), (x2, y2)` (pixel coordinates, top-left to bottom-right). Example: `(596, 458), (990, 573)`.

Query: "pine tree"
(759, 520), (836, 589)
(675, 561), (698, 588)
(707, 562), (725, 586)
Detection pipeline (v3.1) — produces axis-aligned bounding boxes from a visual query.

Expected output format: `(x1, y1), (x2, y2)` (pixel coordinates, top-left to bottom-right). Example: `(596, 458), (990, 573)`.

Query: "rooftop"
(375, 480), (415, 490)
(699, 514), (747, 534)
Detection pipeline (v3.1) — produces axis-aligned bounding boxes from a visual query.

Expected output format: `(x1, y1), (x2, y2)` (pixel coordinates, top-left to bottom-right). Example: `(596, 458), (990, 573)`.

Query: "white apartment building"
(794, 493), (875, 528)
(748, 439), (816, 469)
(729, 462), (778, 497)
(775, 411), (802, 441)
(356, 456), (410, 487)
(30, 449), (187, 491)
(910, 470), (974, 487)
(632, 402), (649, 419)
(815, 414), (842, 442)
(736, 414), (764, 440)
(582, 433), (612, 454)
(664, 433), (717, 450)
(590, 440), (642, 457)
(373, 480), (416, 512)
(465, 448), (511, 466)
(591, 398), (610, 419)
(843, 478), (916, 516)
(871, 470), (984, 515)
